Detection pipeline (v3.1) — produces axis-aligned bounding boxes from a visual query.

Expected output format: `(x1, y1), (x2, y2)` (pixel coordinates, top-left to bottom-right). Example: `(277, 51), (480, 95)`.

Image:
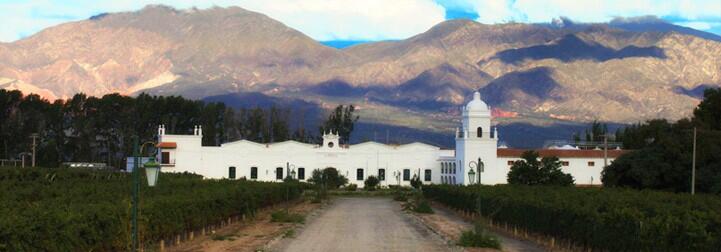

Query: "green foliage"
(457, 222), (501, 249)
(319, 104), (358, 144)
(363, 175), (380, 191)
(413, 200), (434, 214)
(607, 88), (721, 193)
(575, 120), (608, 142)
(344, 184), (358, 191)
(694, 88), (721, 130)
(393, 190), (408, 202)
(0, 167), (303, 251)
(507, 151), (574, 186)
(425, 184), (721, 251)
(307, 167), (348, 189)
(410, 175), (422, 189)
(270, 210), (304, 223)
(0, 90), (318, 169)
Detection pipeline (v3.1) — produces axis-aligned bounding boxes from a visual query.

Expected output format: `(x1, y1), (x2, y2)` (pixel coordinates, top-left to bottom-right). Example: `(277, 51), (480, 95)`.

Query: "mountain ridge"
(1, 5), (720, 135)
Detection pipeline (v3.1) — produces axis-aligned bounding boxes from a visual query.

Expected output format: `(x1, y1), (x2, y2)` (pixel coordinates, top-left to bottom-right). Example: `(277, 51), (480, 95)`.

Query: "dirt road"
(272, 197), (454, 252)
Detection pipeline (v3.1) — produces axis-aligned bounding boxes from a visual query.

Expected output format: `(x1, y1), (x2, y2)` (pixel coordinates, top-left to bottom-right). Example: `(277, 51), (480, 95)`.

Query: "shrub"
(307, 167), (348, 189)
(425, 184), (721, 251)
(344, 184), (358, 191)
(393, 190), (408, 202)
(457, 223), (501, 249)
(413, 200), (434, 214)
(410, 175), (422, 189)
(0, 167), (304, 251)
(364, 176), (380, 191)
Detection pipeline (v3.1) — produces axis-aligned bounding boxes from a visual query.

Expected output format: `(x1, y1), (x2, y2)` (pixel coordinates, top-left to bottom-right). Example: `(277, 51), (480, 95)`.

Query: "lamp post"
(131, 139), (161, 252)
(468, 158), (484, 217)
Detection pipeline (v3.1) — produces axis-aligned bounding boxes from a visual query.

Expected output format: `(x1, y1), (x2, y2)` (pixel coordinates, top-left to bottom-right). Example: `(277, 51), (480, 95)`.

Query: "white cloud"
(0, 0), (446, 42)
(464, 0), (721, 24)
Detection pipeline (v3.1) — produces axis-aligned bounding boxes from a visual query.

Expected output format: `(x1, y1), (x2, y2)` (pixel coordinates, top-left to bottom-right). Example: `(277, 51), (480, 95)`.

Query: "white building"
(156, 91), (624, 187)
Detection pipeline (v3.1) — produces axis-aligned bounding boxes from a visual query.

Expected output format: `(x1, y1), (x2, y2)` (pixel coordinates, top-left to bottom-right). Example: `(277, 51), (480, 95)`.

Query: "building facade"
(156, 92), (624, 187)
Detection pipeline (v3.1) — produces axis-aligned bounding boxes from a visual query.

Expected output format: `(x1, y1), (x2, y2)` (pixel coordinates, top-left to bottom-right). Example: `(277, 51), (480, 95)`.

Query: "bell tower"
(455, 91), (499, 185)
(322, 130), (340, 149)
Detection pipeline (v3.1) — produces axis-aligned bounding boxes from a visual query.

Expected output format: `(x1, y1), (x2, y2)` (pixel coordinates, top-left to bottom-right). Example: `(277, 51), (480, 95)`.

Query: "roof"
(156, 142), (177, 148)
(497, 148), (627, 158)
(465, 91), (489, 112)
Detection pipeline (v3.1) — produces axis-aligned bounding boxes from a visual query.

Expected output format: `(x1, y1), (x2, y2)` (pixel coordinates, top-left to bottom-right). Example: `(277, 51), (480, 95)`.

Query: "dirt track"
(272, 197), (453, 252)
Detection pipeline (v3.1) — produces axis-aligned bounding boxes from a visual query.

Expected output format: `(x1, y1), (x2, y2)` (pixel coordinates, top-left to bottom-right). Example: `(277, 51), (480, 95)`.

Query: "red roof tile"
(156, 142), (177, 148)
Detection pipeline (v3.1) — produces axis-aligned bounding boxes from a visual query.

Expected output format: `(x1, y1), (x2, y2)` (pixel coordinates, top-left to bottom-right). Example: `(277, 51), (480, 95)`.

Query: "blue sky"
(1, 0), (720, 46)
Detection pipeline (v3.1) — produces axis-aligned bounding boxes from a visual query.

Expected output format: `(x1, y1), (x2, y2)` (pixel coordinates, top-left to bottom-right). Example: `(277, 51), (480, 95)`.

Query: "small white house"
(155, 91), (624, 187)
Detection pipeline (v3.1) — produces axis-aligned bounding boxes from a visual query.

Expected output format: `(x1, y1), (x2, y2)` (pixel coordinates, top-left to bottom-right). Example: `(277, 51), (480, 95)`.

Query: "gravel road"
(273, 197), (453, 252)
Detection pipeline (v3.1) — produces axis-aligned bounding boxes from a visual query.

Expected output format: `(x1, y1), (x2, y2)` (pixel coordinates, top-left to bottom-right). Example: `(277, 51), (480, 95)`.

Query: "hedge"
(424, 185), (721, 251)
(0, 167), (303, 251)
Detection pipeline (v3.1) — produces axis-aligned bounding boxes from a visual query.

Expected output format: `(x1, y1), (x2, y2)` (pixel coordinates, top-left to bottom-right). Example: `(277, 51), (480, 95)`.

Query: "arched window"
(490, 126), (495, 138)
(477, 127), (483, 138)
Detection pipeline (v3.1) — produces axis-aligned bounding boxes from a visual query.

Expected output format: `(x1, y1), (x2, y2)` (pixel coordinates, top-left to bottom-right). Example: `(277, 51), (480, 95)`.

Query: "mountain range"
(1, 5), (720, 147)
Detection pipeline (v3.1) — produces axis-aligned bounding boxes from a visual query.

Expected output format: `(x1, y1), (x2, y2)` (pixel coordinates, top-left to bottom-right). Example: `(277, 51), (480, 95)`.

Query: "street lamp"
(144, 157), (161, 187)
(131, 139), (161, 252)
(467, 168), (476, 184)
(468, 158), (484, 185)
(468, 158), (484, 218)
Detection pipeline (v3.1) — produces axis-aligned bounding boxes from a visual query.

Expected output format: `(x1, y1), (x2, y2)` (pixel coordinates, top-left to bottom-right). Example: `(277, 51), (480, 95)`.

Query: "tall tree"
(319, 105), (358, 144)
(507, 151), (574, 186)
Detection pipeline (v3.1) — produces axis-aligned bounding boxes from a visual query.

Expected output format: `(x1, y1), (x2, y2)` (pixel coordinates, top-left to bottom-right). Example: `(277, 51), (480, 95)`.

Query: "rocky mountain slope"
(1, 5), (720, 135)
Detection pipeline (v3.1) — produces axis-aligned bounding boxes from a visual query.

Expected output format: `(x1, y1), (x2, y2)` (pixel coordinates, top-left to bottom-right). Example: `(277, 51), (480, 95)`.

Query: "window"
(357, 168), (364, 181)
(441, 163), (445, 173)
(161, 152), (170, 164)
(452, 176), (456, 184)
(378, 169), (386, 181)
(452, 163), (456, 174)
(328, 142), (334, 148)
(508, 160), (514, 165)
(442, 176), (446, 184)
(276, 167), (283, 180)
(403, 169), (410, 181)
(477, 127), (483, 138)
(561, 161), (569, 166)
(298, 167), (305, 180)
(490, 127), (495, 138)
(424, 169), (432, 181)
(251, 167), (258, 179)
(228, 166), (236, 179)
(588, 161), (595, 166)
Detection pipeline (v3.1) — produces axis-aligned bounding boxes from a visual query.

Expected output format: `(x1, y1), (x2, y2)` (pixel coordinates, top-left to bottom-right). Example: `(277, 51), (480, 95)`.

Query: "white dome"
(465, 91), (489, 111)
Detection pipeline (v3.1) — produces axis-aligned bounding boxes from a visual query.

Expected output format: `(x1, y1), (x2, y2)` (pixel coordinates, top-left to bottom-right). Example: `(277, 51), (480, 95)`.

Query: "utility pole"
(692, 127), (697, 195)
(603, 134), (608, 168)
(30, 134), (39, 167)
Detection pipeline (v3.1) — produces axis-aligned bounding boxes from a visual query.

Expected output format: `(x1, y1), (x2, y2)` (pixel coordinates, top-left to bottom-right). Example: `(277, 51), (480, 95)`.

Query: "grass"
(413, 200), (434, 214)
(283, 228), (296, 238)
(270, 210), (305, 223)
(457, 223), (501, 249)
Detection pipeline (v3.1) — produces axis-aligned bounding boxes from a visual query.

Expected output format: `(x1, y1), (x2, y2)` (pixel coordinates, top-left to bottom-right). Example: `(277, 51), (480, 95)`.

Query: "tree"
(507, 151), (574, 186)
(364, 175), (380, 190)
(319, 105), (358, 144)
(693, 88), (721, 130)
(307, 167), (348, 189)
(603, 118), (721, 193)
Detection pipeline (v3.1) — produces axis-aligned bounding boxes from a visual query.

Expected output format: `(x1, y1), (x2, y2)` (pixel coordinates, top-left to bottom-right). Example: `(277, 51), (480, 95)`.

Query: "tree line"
(0, 90), (357, 169)
(604, 87), (721, 194)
